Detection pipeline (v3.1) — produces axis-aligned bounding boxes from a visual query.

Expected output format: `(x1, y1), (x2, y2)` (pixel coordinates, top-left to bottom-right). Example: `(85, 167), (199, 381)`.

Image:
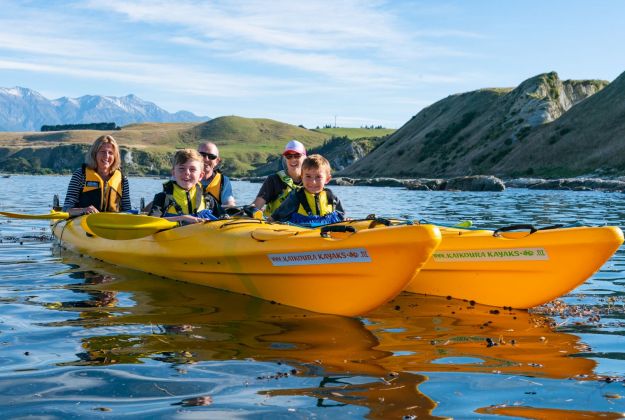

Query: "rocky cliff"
(492, 71), (625, 177)
(341, 72), (610, 178)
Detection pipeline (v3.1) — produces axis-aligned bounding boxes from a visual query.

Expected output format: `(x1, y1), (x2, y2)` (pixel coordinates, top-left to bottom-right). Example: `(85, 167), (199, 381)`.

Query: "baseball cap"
(283, 139), (306, 156)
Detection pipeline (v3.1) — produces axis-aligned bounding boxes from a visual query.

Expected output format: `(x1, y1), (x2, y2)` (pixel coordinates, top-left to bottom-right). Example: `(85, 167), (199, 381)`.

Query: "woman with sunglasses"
(252, 139), (306, 217)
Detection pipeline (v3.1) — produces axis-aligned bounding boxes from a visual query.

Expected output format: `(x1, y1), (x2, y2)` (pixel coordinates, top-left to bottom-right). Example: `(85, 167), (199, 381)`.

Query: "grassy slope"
(0, 116), (335, 176)
(313, 127), (396, 139)
(0, 122), (197, 152)
(0, 117), (400, 177)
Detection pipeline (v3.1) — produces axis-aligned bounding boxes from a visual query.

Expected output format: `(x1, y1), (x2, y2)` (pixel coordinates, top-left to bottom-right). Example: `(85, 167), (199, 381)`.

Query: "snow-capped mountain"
(0, 87), (209, 131)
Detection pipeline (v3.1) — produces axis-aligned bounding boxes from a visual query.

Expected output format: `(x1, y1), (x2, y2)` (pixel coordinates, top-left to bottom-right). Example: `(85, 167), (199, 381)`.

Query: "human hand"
(83, 205), (99, 215)
(179, 215), (203, 224)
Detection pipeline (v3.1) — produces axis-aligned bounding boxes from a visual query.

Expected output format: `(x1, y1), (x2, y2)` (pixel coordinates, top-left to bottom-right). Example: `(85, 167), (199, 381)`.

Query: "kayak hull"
(52, 217), (441, 316)
(406, 225), (624, 308)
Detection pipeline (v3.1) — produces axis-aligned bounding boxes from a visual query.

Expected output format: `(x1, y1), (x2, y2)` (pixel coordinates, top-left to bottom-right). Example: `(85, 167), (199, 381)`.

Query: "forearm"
(252, 196), (266, 209)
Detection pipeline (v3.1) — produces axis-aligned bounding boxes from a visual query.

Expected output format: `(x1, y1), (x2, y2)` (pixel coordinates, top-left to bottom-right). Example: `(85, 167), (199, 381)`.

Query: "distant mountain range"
(0, 87), (209, 131)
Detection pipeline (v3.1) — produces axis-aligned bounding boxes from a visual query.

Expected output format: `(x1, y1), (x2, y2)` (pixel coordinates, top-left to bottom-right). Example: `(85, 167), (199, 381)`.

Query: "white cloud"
(0, 0), (489, 127)
(82, 0), (476, 76)
(0, 57), (302, 98)
(84, 0), (405, 51)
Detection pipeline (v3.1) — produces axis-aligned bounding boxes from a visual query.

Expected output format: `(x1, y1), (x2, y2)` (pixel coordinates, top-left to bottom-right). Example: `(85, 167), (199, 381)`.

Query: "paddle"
(82, 213), (179, 240)
(0, 210), (70, 220)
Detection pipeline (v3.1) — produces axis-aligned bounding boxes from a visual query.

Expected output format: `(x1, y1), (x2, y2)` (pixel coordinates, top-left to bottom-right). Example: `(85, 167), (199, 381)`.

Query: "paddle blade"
(83, 213), (179, 240)
(0, 210), (70, 220)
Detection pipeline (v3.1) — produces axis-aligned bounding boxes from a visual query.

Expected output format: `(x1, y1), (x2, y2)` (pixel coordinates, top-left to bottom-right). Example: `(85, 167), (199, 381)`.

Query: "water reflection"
(62, 268), (117, 308)
(3, 178), (624, 417)
(41, 255), (604, 418)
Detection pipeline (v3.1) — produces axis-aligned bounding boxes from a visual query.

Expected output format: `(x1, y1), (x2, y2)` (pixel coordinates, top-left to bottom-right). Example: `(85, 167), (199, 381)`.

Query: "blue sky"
(1, 0), (624, 128)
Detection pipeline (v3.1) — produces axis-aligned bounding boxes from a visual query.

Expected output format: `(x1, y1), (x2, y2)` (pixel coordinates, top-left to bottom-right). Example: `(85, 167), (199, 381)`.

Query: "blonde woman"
(62, 135), (131, 216)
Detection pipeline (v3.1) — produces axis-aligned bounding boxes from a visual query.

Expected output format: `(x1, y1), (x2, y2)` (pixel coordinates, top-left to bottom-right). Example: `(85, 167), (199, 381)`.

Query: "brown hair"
(302, 154), (332, 177)
(85, 135), (121, 174)
(172, 149), (203, 167)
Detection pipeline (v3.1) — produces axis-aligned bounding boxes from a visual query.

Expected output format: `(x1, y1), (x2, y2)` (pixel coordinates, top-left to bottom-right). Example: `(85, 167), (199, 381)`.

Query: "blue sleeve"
(197, 209), (218, 220)
(289, 211), (344, 227)
(220, 175), (234, 204)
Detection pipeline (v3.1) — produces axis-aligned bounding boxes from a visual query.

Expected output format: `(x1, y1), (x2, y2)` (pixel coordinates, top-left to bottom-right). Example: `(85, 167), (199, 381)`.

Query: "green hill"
(0, 116), (330, 176)
(182, 116), (329, 174)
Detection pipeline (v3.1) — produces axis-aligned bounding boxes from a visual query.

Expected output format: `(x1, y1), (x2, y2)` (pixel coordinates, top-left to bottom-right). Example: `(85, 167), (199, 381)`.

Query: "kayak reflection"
(365, 293), (596, 380)
(47, 255), (597, 418)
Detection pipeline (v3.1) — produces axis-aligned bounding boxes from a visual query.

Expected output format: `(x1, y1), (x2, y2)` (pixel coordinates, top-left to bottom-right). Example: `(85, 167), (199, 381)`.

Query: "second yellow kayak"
(407, 224), (623, 308)
(334, 219), (623, 308)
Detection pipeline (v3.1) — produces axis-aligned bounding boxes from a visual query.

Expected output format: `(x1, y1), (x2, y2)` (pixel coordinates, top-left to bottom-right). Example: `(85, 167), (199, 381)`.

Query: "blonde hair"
(172, 149), (203, 167)
(85, 135), (121, 174)
(302, 154), (332, 177)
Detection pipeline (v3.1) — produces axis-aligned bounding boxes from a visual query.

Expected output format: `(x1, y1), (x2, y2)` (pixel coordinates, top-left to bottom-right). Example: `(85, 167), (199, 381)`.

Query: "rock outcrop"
(507, 177), (625, 192)
(340, 71), (611, 179)
(445, 175), (506, 191)
(331, 175), (505, 192)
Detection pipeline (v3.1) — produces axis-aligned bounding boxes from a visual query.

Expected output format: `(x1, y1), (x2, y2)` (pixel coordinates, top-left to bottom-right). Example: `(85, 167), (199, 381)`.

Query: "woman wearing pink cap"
(252, 139), (306, 217)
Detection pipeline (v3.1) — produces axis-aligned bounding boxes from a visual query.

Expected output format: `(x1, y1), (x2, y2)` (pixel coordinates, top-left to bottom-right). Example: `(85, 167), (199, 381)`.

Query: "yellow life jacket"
(295, 188), (335, 217)
(264, 170), (300, 217)
(202, 171), (224, 204)
(162, 181), (206, 215)
(79, 165), (123, 212)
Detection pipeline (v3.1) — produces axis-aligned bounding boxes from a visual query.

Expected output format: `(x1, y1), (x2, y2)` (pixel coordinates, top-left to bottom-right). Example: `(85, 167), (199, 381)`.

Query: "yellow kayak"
(414, 224), (623, 308)
(336, 220), (623, 308)
(52, 215), (441, 316)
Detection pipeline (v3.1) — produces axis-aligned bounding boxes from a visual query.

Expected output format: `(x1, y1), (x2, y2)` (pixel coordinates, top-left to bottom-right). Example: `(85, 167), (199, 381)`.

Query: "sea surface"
(1, 174), (624, 419)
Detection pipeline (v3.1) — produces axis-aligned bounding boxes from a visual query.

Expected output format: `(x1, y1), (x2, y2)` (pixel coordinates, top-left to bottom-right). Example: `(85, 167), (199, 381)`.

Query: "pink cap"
(283, 139), (306, 156)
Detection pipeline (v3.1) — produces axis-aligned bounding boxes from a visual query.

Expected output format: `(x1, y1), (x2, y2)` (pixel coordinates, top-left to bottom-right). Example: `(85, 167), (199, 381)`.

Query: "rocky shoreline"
(243, 175), (625, 192)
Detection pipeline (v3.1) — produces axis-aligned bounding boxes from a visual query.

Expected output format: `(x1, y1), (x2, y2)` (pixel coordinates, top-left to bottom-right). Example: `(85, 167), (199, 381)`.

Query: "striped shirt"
(62, 167), (131, 212)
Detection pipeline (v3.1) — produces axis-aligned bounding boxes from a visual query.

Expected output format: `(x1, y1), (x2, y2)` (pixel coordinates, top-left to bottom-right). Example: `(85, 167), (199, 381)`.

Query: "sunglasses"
(284, 153), (302, 160)
(199, 152), (218, 160)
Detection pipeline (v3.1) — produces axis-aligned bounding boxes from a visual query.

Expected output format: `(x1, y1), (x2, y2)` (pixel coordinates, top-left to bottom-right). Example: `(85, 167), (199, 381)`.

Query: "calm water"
(1, 175), (624, 419)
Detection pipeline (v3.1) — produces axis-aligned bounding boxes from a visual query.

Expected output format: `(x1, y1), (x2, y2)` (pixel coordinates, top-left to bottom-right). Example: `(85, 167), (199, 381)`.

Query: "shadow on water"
(29, 248), (621, 418)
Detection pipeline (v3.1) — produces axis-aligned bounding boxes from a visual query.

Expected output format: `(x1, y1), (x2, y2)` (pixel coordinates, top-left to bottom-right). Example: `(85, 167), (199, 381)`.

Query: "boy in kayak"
(148, 149), (217, 224)
(269, 154), (345, 226)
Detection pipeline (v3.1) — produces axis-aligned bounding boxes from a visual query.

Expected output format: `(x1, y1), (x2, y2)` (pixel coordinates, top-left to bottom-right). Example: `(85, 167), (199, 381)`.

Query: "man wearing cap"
(198, 141), (236, 207)
(252, 139), (306, 217)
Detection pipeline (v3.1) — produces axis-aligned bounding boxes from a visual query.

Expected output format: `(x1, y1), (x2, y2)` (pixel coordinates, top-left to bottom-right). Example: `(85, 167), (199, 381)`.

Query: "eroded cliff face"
(508, 73), (608, 127)
(341, 71), (611, 178)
